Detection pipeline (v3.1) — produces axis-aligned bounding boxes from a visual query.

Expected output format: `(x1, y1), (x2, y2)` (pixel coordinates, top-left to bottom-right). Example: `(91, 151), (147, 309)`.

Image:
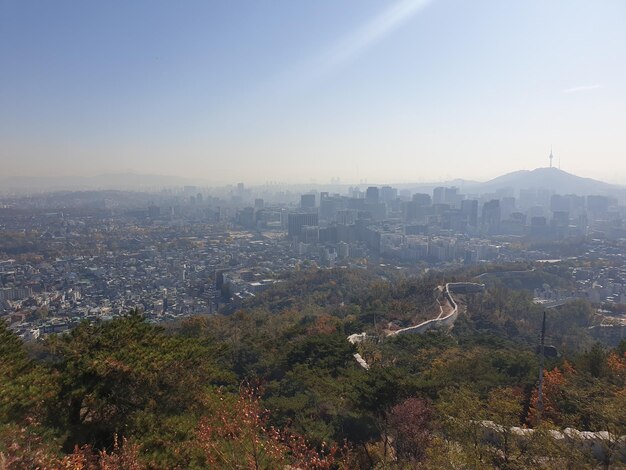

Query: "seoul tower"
(549, 146), (554, 168)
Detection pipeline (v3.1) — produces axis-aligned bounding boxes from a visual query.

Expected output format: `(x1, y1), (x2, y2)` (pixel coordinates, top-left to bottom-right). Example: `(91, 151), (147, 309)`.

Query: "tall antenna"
(549, 146), (554, 168)
(537, 310), (547, 423)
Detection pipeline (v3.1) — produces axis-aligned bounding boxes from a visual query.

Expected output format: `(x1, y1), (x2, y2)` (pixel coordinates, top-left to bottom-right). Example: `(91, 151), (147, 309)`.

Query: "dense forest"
(1, 268), (625, 469)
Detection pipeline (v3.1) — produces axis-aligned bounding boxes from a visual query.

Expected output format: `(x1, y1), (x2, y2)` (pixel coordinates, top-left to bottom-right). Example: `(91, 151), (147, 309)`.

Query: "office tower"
(380, 186), (398, 203)
(365, 186), (379, 204)
(238, 207), (255, 228)
(500, 197), (516, 220)
(444, 187), (459, 207)
(300, 194), (316, 209)
(461, 199), (478, 227)
(288, 212), (318, 239)
(412, 193), (432, 206)
(336, 209), (356, 225)
(482, 199), (501, 232)
(587, 195), (609, 215)
(319, 196), (338, 221)
(433, 187), (445, 205)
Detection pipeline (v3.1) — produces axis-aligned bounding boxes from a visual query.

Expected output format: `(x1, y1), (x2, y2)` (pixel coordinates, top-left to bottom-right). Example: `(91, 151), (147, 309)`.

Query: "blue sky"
(1, 0), (625, 184)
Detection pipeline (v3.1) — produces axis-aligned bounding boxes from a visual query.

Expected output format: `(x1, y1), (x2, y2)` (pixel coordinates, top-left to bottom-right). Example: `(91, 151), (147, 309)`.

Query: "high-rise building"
(552, 211), (569, 228)
(444, 187), (459, 207)
(433, 186), (460, 207)
(302, 225), (320, 243)
(380, 186), (398, 203)
(550, 194), (569, 212)
(238, 207), (255, 228)
(300, 194), (316, 209)
(481, 200), (501, 232)
(336, 209), (356, 225)
(587, 195), (609, 215)
(0, 286), (32, 301)
(320, 197), (339, 221)
(530, 216), (549, 237)
(412, 193), (432, 206)
(288, 212), (318, 239)
(461, 199), (478, 227)
(433, 187), (445, 205)
(337, 241), (350, 259)
(365, 186), (380, 204)
(519, 189), (536, 209)
(500, 197), (516, 220)
(405, 193), (433, 223)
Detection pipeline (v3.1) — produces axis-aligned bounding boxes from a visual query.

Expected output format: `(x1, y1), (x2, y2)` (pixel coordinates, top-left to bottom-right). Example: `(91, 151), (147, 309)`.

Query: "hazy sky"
(1, 0), (625, 184)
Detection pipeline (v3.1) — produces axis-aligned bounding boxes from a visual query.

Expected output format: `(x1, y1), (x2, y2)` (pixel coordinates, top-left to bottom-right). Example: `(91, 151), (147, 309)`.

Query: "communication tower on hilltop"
(549, 146), (554, 168)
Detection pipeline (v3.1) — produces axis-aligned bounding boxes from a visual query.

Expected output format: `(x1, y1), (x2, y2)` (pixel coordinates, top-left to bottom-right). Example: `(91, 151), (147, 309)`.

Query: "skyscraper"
(300, 194), (316, 209)
(433, 187), (445, 205)
(288, 212), (318, 239)
(380, 186), (398, 203)
(481, 199), (501, 233)
(365, 186), (379, 205)
(461, 199), (478, 227)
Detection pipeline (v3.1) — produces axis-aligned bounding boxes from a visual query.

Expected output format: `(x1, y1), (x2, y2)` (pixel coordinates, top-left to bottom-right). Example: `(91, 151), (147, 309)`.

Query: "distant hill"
(2, 167), (624, 200)
(461, 167), (626, 198)
(0, 173), (209, 193)
(397, 168), (625, 201)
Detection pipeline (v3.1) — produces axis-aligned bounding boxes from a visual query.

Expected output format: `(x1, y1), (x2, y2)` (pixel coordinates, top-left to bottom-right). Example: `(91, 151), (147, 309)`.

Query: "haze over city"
(2, 0), (626, 184)
(5, 2), (626, 467)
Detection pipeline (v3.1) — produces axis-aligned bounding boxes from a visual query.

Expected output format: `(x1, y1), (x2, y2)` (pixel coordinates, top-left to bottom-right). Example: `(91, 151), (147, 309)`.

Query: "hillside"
(1, 267), (625, 468)
(0, 173), (208, 192)
(468, 167), (625, 197)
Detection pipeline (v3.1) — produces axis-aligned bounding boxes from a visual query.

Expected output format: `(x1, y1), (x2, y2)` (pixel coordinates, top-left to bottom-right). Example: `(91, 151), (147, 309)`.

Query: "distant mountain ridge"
(397, 167), (625, 201)
(1, 167), (624, 200)
(0, 173), (209, 192)
(464, 167), (624, 197)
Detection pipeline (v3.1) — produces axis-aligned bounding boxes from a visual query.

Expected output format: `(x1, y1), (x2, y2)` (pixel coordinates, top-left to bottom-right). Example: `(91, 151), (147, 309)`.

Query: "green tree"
(0, 321), (57, 426)
(45, 312), (232, 456)
(436, 386), (490, 469)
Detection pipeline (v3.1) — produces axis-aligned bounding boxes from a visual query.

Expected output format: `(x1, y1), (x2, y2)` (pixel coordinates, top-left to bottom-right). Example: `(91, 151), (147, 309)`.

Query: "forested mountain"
(470, 167), (624, 196)
(1, 268), (625, 469)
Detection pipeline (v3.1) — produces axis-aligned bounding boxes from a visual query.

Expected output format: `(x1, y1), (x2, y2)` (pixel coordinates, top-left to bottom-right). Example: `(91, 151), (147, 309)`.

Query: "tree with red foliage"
(70, 435), (144, 470)
(527, 366), (567, 426)
(606, 351), (626, 379)
(0, 427), (143, 470)
(196, 386), (342, 469)
(387, 397), (433, 465)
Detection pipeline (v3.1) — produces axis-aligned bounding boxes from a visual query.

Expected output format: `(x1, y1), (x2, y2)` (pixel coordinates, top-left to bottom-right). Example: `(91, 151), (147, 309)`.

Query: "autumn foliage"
(196, 386), (342, 469)
(527, 366), (567, 425)
(387, 397), (432, 464)
(2, 269), (626, 469)
(0, 426), (143, 470)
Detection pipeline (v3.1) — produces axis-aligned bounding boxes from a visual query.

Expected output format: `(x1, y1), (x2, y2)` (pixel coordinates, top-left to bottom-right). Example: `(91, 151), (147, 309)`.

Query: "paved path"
(349, 282), (485, 369)
(388, 282), (483, 336)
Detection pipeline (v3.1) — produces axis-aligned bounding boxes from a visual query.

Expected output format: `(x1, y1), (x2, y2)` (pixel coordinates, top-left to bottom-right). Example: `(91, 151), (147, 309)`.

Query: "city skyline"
(2, 0), (625, 183)
(3, 1), (626, 462)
